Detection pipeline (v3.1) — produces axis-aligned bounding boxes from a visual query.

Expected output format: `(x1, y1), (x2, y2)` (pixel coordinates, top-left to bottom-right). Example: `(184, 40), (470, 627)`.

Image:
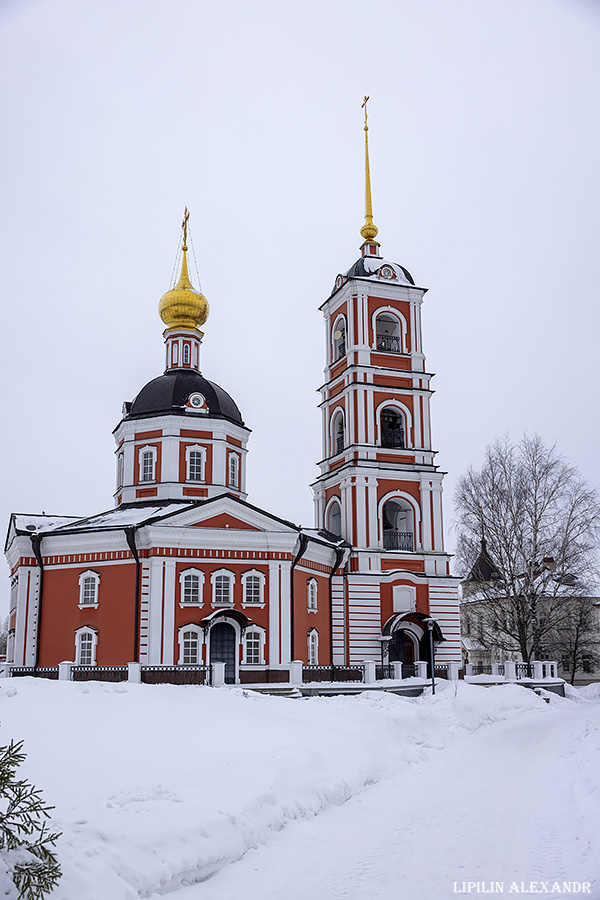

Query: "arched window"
(182, 629), (199, 664)
(243, 629), (264, 665)
(178, 624), (203, 665)
(116, 453), (124, 489)
(376, 313), (401, 354)
(139, 445), (157, 483)
(211, 570), (234, 605)
(183, 344), (190, 365)
(332, 410), (345, 456)
(332, 317), (346, 361)
(327, 499), (342, 537)
(242, 570), (265, 605)
(186, 445), (205, 482)
(308, 629), (319, 664)
(179, 569), (204, 605)
(75, 627), (98, 666)
(307, 579), (318, 611)
(228, 454), (239, 488)
(382, 498), (414, 551)
(78, 570), (100, 607)
(380, 407), (405, 449)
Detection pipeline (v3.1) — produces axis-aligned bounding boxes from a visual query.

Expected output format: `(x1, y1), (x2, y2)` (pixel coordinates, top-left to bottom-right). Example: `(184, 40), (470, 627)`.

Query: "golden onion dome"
(158, 243), (209, 332)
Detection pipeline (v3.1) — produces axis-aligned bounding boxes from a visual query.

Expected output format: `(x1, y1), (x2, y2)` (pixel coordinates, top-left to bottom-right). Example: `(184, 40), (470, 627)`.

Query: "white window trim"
(78, 570), (100, 609)
(375, 399), (412, 448)
(228, 453), (240, 489)
(241, 569), (266, 608)
(330, 406), (345, 457)
(372, 307), (408, 353)
(324, 496), (342, 537)
(378, 490), (421, 550)
(185, 444), (206, 483)
(210, 568), (235, 607)
(308, 628), (319, 665)
(177, 624), (204, 665)
(332, 313), (347, 362)
(307, 578), (318, 613)
(242, 626), (266, 666)
(116, 453), (124, 490)
(138, 444), (158, 483)
(179, 567), (205, 607)
(75, 626), (98, 666)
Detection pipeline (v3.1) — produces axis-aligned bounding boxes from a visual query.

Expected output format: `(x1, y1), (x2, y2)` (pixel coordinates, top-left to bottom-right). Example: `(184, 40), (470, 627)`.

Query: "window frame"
(241, 570), (266, 607)
(78, 570), (100, 609)
(308, 628), (319, 665)
(228, 453), (240, 489)
(211, 569), (234, 606)
(177, 624), (203, 665)
(332, 314), (347, 362)
(179, 568), (205, 607)
(138, 444), (158, 483)
(242, 627), (266, 666)
(307, 578), (318, 613)
(185, 444), (206, 483)
(75, 626), (98, 666)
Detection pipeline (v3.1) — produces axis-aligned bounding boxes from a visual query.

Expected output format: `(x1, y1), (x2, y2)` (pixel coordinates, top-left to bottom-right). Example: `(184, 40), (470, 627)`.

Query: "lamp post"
(424, 618), (436, 695)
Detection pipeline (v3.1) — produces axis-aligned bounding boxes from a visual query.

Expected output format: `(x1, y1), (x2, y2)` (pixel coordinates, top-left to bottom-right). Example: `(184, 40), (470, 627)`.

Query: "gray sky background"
(1, 0), (599, 616)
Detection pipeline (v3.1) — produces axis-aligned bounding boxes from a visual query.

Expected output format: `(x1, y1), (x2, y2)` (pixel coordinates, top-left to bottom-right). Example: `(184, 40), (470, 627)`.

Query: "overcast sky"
(1, 0), (599, 615)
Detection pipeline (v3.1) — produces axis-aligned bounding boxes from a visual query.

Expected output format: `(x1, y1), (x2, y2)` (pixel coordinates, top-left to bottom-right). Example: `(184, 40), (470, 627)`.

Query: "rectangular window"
(141, 451), (155, 482)
(82, 577), (97, 606)
(245, 632), (261, 664)
(79, 634), (93, 665)
(229, 454), (238, 488)
(183, 574), (200, 604)
(183, 631), (199, 664)
(188, 451), (204, 482)
(215, 575), (231, 604)
(244, 576), (261, 604)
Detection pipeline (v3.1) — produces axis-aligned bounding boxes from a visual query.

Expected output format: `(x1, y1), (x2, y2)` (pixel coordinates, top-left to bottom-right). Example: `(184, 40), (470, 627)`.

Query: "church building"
(4, 107), (461, 683)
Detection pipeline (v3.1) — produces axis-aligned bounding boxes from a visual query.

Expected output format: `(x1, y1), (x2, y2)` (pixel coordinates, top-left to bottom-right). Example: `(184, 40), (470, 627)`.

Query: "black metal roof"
(344, 257), (415, 284)
(126, 370), (245, 426)
(465, 539), (502, 584)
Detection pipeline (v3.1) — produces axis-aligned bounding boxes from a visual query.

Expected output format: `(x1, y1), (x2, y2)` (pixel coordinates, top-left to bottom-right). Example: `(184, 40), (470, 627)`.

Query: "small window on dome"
(183, 344), (190, 364)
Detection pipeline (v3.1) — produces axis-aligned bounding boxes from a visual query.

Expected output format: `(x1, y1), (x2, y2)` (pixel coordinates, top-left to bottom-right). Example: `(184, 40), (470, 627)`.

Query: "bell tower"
(312, 99), (460, 667)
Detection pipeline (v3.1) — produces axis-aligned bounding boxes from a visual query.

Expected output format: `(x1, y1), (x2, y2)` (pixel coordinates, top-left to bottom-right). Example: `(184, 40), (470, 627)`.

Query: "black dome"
(127, 370), (245, 426)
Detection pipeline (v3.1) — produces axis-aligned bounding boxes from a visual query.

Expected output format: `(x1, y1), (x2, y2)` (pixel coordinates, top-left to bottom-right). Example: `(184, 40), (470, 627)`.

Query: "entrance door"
(209, 622), (237, 684)
(389, 629), (416, 664)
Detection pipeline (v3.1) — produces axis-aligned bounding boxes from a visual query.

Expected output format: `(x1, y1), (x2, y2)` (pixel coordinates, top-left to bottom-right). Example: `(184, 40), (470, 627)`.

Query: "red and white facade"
(4, 234), (461, 680)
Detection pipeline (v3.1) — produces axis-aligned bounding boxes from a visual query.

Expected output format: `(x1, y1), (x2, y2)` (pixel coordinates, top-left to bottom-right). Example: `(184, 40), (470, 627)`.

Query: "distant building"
(5, 110), (461, 682)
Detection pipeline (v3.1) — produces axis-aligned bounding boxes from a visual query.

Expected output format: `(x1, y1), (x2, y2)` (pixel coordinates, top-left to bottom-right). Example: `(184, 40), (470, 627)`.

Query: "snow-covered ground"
(0, 678), (599, 899)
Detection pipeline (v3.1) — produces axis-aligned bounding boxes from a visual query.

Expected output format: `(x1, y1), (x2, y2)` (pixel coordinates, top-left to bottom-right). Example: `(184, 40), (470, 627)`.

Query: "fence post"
(545, 661), (557, 679)
(503, 660), (517, 680)
(414, 661), (428, 679)
(447, 662), (461, 680)
(363, 660), (376, 684)
(465, 663), (475, 676)
(392, 661), (403, 680)
(128, 662), (141, 684)
(531, 660), (544, 680)
(490, 663), (501, 676)
(0, 664), (10, 679)
(288, 660), (303, 686)
(58, 661), (73, 682)
(211, 661), (226, 687)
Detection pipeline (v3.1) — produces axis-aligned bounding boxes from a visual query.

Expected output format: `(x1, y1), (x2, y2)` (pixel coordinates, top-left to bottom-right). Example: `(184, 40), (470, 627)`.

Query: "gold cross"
(182, 207), (189, 246)
(362, 95), (369, 128)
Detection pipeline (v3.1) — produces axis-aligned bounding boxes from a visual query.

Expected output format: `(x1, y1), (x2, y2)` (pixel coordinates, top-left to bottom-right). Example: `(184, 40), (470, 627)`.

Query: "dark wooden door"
(210, 622), (236, 684)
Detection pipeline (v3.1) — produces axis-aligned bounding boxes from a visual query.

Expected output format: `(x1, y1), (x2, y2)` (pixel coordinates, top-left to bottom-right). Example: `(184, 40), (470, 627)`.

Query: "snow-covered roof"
(12, 514), (82, 534)
(48, 502), (194, 532)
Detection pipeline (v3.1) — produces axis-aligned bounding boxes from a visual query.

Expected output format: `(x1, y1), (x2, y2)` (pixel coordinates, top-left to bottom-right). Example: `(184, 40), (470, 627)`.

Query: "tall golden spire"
(158, 207), (209, 332)
(360, 96), (379, 244)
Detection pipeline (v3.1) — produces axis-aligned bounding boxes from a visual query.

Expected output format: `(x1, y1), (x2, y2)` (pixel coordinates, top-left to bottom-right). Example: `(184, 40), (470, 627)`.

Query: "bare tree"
(455, 435), (600, 662)
(548, 596), (600, 684)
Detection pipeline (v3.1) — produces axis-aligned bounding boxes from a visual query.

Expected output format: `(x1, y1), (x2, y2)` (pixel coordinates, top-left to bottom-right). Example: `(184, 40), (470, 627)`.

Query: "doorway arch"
(209, 621), (237, 684)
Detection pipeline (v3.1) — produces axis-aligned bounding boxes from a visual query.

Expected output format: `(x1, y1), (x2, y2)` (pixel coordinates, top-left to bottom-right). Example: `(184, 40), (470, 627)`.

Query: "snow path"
(166, 697), (600, 900)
